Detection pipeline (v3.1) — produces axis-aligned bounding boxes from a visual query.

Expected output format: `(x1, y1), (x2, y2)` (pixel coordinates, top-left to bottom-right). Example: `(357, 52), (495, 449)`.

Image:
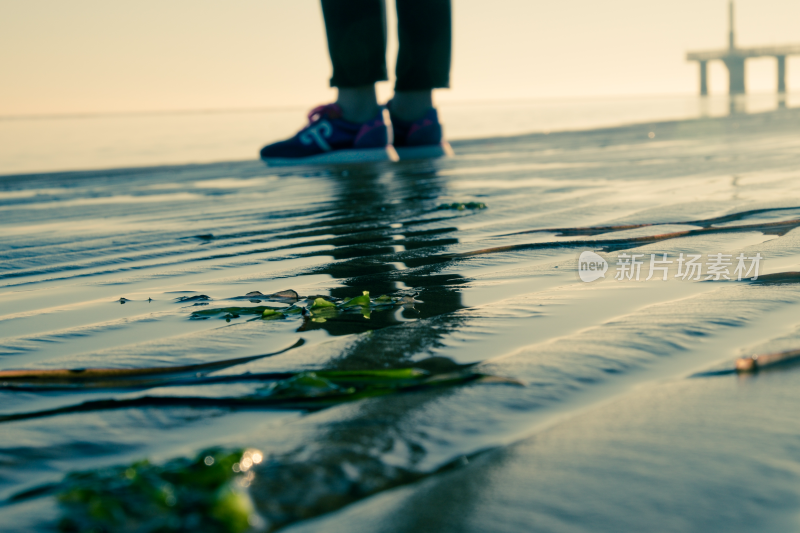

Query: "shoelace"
(307, 103), (342, 125)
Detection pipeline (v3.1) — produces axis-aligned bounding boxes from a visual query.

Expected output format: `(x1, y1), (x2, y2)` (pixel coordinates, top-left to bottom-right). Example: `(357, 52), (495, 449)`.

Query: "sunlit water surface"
(2, 103), (800, 532)
(1, 93), (798, 175)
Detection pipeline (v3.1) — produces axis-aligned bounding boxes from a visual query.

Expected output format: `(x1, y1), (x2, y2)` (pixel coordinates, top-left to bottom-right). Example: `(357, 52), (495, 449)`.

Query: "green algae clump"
(57, 448), (258, 533)
(310, 298), (336, 308)
(261, 308), (284, 320)
(437, 202), (487, 211)
(341, 291), (370, 308)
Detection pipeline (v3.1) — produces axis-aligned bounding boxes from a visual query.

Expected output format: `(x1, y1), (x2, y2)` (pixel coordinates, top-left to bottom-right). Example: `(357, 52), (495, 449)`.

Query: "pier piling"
(687, 1), (798, 96)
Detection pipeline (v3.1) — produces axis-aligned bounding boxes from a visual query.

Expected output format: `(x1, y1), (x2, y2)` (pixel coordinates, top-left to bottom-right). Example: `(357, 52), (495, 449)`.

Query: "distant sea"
(0, 93), (797, 175)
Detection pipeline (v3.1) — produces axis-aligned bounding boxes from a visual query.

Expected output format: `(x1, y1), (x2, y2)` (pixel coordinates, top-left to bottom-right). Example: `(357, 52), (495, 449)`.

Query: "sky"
(1, 0), (799, 116)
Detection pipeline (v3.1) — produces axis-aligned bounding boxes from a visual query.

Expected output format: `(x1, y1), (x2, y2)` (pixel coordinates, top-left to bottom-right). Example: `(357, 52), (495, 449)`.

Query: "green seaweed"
(0, 340), (304, 390)
(36, 366), (523, 531)
(258, 368), (426, 400)
(310, 297), (336, 308)
(250, 367), (520, 405)
(266, 373), (355, 399)
(261, 309), (284, 320)
(189, 290), (415, 322)
(57, 448), (260, 533)
(191, 306), (283, 319)
(0, 365), (523, 424)
(341, 291), (371, 307)
(437, 201), (487, 211)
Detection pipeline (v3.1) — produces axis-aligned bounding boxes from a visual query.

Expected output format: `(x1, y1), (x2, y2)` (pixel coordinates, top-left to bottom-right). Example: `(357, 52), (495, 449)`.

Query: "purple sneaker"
(388, 105), (454, 160)
(260, 104), (398, 166)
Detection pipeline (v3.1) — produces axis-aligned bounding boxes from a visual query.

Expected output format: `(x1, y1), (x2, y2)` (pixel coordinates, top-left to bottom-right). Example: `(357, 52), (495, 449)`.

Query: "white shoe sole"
(395, 141), (454, 161)
(262, 146), (399, 167)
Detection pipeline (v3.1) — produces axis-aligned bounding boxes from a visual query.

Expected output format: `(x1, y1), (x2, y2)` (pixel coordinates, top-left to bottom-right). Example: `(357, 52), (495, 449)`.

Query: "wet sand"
(1, 107), (800, 531)
(290, 364), (800, 533)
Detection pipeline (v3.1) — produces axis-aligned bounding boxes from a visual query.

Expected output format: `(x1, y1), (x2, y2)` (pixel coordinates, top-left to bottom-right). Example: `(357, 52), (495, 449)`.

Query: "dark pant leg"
(321, 0), (388, 87)
(395, 0), (451, 91)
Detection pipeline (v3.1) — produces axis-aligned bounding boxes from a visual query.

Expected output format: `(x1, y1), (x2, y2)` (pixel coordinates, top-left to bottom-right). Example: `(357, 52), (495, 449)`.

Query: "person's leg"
(335, 86), (380, 124)
(389, 90), (433, 122)
(259, 1), (398, 165)
(392, 0), (451, 122)
(260, 1), (397, 165)
(387, 0), (452, 158)
(321, 0), (387, 123)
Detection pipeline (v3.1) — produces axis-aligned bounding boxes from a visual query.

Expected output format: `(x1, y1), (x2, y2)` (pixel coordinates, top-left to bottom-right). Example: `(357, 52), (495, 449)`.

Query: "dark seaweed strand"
(0, 339), (304, 383)
(0, 373), (488, 424)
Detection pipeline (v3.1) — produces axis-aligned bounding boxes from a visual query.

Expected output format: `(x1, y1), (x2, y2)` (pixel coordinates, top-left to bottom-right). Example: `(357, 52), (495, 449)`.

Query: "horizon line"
(0, 91), (768, 122)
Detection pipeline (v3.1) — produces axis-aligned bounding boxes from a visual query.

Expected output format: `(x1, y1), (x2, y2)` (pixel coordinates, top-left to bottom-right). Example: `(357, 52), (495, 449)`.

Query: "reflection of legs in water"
(251, 295), (471, 530)
(250, 163), (472, 529)
(255, 8), (462, 523)
(259, 0), (453, 165)
(296, 165), (466, 342)
(250, 385), (462, 531)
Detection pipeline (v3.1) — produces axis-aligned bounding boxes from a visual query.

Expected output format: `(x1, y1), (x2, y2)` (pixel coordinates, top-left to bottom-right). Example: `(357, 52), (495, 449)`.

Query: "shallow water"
(2, 106), (800, 531)
(2, 92), (798, 175)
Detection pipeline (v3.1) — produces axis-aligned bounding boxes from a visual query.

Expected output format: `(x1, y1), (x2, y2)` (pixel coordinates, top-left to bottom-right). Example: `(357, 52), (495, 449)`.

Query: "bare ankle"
(336, 86), (380, 123)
